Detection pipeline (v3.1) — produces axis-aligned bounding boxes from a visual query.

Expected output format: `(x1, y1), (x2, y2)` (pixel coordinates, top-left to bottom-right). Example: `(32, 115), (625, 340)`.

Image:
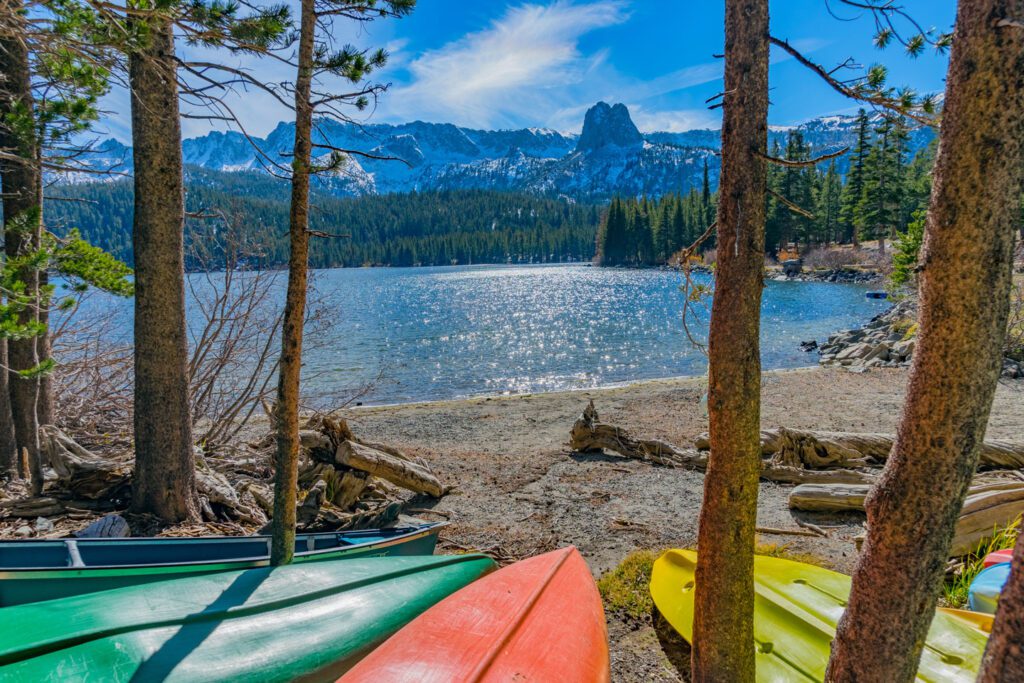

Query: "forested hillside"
(594, 111), (938, 265)
(46, 173), (602, 268)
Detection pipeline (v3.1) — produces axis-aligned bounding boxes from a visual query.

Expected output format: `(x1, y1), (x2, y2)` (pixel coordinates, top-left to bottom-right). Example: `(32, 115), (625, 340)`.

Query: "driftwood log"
(308, 417), (445, 499)
(569, 401), (705, 468)
(281, 416), (446, 532)
(40, 425), (131, 500)
(570, 403), (874, 484)
(788, 483), (870, 512)
(790, 480), (1024, 557)
(953, 482), (1024, 556)
(336, 440), (445, 498)
(697, 428), (1024, 471)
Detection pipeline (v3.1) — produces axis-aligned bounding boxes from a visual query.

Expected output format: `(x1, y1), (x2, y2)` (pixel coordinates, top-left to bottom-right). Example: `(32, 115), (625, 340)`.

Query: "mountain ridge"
(76, 102), (934, 200)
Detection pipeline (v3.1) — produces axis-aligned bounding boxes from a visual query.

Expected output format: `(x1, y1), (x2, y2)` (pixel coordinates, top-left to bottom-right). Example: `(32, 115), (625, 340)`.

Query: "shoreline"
(350, 364), (822, 412)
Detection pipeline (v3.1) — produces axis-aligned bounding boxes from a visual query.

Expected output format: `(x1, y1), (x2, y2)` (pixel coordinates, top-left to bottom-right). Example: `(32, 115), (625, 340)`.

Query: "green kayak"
(0, 553), (495, 682)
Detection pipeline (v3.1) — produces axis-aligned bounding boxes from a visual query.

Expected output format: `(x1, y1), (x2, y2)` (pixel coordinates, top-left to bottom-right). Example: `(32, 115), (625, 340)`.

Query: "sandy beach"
(341, 366), (1024, 681)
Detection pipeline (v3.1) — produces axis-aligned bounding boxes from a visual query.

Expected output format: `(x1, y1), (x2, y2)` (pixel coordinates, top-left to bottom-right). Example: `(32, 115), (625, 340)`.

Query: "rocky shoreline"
(813, 297), (1023, 378)
(771, 267), (882, 284)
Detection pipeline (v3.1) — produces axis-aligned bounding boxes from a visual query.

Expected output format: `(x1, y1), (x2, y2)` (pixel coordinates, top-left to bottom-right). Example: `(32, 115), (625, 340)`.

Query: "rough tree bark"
(127, 17), (198, 522)
(0, 7), (43, 493)
(0, 340), (16, 477)
(36, 289), (52, 427)
(270, 0), (314, 566)
(691, 1), (768, 680)
(826, 2), (1024, 680)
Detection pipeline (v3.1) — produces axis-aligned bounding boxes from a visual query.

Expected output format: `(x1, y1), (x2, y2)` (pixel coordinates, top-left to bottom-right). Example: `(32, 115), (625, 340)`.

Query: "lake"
(69, 264), (888, 407)
(304, 264), (885, 405)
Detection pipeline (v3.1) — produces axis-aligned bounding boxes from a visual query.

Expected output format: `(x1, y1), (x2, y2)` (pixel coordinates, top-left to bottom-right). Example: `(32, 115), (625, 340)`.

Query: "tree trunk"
(826, 3), (1024, 680)
(127, 16), (198, 523)
(0, 8), (43, 493)
(37, 281), (53, 427)
(270, 0), (314, 566)
(691, 1), (768, 681)
(0, 340), (16, 478)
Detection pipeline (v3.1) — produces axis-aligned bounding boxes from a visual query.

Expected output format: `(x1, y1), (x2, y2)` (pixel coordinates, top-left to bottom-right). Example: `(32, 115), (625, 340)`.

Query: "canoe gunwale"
(0, 522), (447, 573)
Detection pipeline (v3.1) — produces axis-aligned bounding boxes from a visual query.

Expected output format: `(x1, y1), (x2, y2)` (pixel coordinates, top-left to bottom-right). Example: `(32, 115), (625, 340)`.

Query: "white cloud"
(628, 105), (718, 133)
(384, 0), (629, 128)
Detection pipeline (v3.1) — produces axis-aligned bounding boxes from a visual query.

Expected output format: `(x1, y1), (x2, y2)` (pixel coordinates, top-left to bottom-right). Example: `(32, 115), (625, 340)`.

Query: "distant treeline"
(45, 172), (603, 269)
(594, 112), (939, 266)
(595, 164), (716, 266)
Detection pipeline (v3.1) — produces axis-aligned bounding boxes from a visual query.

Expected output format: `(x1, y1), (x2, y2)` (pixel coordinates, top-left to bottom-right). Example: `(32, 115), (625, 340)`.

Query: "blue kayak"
(0, 522), (445, 606)
(968, 562), (1011, 614)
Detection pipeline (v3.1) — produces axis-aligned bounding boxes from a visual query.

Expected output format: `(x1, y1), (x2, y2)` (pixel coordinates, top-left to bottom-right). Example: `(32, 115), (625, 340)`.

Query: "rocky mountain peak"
(575, 102), (643, 154)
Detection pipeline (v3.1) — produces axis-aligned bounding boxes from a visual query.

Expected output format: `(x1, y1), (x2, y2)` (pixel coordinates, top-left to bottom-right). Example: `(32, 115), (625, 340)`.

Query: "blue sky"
(99, 1), (957, 141)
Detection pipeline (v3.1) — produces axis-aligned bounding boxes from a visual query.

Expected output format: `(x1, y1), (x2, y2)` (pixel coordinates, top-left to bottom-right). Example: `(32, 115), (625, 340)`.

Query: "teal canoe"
(0, 522), (444, 606)
(0, 553), (496, 682)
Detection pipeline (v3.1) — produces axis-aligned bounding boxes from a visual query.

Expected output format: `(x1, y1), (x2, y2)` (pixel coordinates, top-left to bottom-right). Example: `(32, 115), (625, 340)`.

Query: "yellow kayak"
(650, 550), (989, 682)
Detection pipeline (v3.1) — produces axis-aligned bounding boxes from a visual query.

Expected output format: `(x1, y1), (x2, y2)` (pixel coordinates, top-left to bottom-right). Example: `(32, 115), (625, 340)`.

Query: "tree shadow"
(652, 606), (692, 682)
(568, 450), (626, 464)
(129, 568), (270, 682)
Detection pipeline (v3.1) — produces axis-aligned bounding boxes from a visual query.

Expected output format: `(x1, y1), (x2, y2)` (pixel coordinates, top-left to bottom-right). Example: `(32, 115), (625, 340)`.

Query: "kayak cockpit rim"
(0, 521), (447, 572)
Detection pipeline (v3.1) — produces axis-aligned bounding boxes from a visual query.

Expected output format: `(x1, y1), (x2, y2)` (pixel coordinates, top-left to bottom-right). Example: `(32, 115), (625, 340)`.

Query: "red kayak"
(983, 548), (1014, 568)
(341, 546), (610, 682)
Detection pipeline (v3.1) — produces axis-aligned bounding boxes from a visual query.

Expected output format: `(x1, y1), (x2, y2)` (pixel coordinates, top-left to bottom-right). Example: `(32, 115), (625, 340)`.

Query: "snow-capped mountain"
(76, 102), (934, 200)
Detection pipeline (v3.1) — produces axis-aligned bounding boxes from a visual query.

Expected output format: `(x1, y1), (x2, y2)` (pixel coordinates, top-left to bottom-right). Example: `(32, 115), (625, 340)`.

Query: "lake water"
(304, 264), (885, 405)
(71, 264), (888, 406)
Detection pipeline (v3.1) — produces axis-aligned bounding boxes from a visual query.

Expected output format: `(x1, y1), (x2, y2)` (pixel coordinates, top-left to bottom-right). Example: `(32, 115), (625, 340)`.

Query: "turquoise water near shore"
(71, 263), (888, 406)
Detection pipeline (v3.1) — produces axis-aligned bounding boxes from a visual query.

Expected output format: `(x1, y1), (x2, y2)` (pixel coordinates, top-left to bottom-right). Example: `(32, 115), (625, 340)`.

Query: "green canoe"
(0, 553), (496, 682)
(0, 522), (445, 607)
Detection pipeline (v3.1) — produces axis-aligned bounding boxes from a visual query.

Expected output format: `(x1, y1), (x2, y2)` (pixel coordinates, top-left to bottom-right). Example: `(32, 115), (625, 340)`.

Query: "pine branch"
(768, 36), (937, 127)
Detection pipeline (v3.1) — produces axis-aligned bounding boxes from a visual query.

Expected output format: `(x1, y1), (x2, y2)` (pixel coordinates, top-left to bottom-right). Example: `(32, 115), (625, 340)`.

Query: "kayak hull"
(969, 562), (1010, 614)
(982, 548), (1013, 569)
(651, 549), (989, 682)
(341, 546), (610, 683)
(0, 523), (444, 606)
(0, 553), (496, 682)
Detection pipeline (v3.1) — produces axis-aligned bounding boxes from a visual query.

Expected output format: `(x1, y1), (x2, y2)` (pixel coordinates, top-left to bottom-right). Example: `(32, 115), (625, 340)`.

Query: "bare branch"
(755, 146), (850, 167)
(769, 189), (816, 219)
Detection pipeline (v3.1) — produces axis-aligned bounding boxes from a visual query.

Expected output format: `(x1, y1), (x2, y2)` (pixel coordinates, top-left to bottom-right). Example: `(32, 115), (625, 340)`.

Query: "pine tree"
(764, 139), (784, 252)
(272, 0), (413, 562)
(829, 1), (1024, 677)
(692, 1), (768, 679)
(781, 130), (814, 248)
(859, 115), (907, 254)
(839, 109), (871, 246)
(814, 161), (842, 245)
(0, 0), (116, 487)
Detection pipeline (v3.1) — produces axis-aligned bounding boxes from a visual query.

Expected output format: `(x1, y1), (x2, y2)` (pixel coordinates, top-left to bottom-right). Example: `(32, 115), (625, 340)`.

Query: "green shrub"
(890, 209), (926, 289)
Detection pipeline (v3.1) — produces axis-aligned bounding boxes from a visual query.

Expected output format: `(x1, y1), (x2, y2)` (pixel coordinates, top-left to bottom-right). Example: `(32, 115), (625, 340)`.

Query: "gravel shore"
(343, 366), (1024, 681)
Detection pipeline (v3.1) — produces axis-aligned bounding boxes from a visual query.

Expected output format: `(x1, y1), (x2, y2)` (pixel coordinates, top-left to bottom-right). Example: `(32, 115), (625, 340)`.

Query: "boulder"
(891, 339), (915, 361)
(863, 343), (891, 363)
(836, 342), (872, 362)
